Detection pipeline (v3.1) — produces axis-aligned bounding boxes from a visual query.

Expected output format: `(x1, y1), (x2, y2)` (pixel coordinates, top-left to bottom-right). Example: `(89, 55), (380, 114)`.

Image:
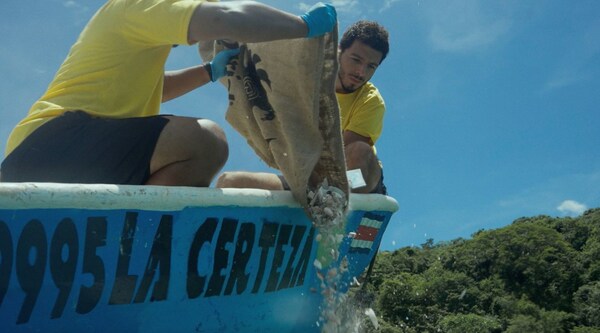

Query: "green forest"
(356, 208), (600, 333)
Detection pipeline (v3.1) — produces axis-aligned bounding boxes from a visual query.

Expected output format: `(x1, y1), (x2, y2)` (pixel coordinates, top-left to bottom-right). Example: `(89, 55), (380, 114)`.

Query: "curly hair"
(340, 20), (389, 63)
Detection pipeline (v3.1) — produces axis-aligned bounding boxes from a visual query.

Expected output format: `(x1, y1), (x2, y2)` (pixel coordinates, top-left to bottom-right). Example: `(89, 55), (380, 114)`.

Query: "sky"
(1, 0), (599, 250)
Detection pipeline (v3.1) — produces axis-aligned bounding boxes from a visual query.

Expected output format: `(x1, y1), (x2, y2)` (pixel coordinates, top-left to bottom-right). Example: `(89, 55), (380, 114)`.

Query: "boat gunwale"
(0, 182), (399, 212)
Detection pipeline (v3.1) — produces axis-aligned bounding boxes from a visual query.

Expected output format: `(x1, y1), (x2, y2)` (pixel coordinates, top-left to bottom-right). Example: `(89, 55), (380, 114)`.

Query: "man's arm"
(162, 65), (210, 102)
(343, 129), (373, 146)
(163, 47), (240, 102)
(188, 1), (315, 44)
(165, 2), (335, 101)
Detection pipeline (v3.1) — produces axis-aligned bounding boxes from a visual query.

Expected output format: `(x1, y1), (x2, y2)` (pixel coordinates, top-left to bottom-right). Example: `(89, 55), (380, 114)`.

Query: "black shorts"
(0, 111), (169, 184)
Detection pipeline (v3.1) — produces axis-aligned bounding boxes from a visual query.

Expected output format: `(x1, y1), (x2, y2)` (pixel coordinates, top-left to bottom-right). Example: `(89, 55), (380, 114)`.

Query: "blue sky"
(1, 0), (599, 250)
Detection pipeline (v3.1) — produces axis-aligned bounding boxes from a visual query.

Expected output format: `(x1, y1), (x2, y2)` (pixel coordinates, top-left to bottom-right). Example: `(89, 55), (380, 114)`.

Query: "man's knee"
(198, 119), (229, 169)
(159, 117), (228, 163)
(185, 119), (229, 179)
(217, 171), (261, 188)
(345, 141), (376, 168)
(216, 171), (285, 190)
(216, 171), (236, 188)
(344, 141), (381, 193)
(189, 118), (228, 160)
(150, 117), (229, 185)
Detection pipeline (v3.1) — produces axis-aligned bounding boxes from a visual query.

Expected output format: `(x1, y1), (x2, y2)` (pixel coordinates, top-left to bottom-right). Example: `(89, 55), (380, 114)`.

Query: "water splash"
(308, 179), (380, 333)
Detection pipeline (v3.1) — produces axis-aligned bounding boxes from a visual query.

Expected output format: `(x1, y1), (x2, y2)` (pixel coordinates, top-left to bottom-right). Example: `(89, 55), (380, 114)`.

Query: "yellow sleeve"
(122, 0), (203, 45)
(344, 89), (385, 145)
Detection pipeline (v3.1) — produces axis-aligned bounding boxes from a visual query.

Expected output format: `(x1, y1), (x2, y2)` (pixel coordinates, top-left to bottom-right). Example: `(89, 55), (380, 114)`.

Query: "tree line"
(356, 208), (600, 333)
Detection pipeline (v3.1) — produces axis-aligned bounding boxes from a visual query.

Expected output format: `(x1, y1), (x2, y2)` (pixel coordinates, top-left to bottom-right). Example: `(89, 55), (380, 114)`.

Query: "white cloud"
(495, 171), (600, 217)
(332, 0), (359, 12)
(557, 200), (587, 216)
(430, 19), (510, 53)
(63, 1), (79, 9)
(422, 1), (513, 53)
(298, 0), (359, 14)
(381, 0), (401, 12)
(543, 71), (589, 91)
(542, 18), (600, 92)
(297, 2), (311, 11)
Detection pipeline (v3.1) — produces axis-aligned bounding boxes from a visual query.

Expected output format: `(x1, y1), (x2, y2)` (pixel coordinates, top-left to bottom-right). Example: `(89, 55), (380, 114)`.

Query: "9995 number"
(0, 217), (107, 324)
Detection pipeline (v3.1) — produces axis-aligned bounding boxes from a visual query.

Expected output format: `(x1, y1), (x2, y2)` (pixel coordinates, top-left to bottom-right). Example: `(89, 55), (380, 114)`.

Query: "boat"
(0, 182), (398, 332)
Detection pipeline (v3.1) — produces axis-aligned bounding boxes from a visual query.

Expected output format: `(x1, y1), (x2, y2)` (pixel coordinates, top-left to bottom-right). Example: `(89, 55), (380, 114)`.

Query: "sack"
(200, 29), (349, 224)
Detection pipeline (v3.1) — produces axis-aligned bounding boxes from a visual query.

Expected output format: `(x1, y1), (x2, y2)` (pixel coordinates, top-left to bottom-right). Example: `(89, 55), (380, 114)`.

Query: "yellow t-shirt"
(5, 0), (205, 156)
(336, 82), (385, 146)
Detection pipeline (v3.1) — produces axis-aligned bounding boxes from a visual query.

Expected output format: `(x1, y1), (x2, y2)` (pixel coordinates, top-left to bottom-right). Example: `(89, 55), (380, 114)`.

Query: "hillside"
(358, 208), (600, 333)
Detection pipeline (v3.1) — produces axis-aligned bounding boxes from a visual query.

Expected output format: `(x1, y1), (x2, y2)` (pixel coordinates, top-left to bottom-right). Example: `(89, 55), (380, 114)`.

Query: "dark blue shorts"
(370, 166), (387, 195)
(280, 167), (387, 195)
(1, 111), (169, 184)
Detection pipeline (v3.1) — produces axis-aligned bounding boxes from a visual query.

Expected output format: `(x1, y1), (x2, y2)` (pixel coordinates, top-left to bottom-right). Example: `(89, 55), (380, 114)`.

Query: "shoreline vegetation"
(356, 208), (600, 333)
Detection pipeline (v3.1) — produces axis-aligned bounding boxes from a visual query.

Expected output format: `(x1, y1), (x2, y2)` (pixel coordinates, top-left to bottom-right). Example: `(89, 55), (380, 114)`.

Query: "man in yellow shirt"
(0, 0), (336, 186)
(217, 20), (390, 194)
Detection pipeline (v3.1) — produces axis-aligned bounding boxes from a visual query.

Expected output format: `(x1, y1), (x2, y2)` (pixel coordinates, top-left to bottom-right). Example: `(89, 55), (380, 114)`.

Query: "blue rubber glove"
(208, 48), (240, 82)
(300, 3), (337, 38)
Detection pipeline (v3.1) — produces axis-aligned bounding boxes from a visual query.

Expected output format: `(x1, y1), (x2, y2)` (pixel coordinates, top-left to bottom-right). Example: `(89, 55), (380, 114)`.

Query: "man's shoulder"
(336, 82), (385, 107)
(359, 82), (385, 103)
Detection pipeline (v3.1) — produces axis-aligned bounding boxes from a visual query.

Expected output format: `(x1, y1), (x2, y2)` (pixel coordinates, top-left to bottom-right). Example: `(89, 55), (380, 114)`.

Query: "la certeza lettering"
(0, 212), (315, 324)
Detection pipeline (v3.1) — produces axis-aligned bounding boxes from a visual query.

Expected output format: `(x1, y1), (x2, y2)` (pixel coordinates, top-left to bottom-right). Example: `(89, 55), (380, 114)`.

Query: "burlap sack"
(200, 29), (348, 223)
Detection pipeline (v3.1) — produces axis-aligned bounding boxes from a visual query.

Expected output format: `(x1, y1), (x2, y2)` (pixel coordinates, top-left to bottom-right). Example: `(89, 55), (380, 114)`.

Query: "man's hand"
(300, 3), (337, 38)
(207, 48), (240, 82)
